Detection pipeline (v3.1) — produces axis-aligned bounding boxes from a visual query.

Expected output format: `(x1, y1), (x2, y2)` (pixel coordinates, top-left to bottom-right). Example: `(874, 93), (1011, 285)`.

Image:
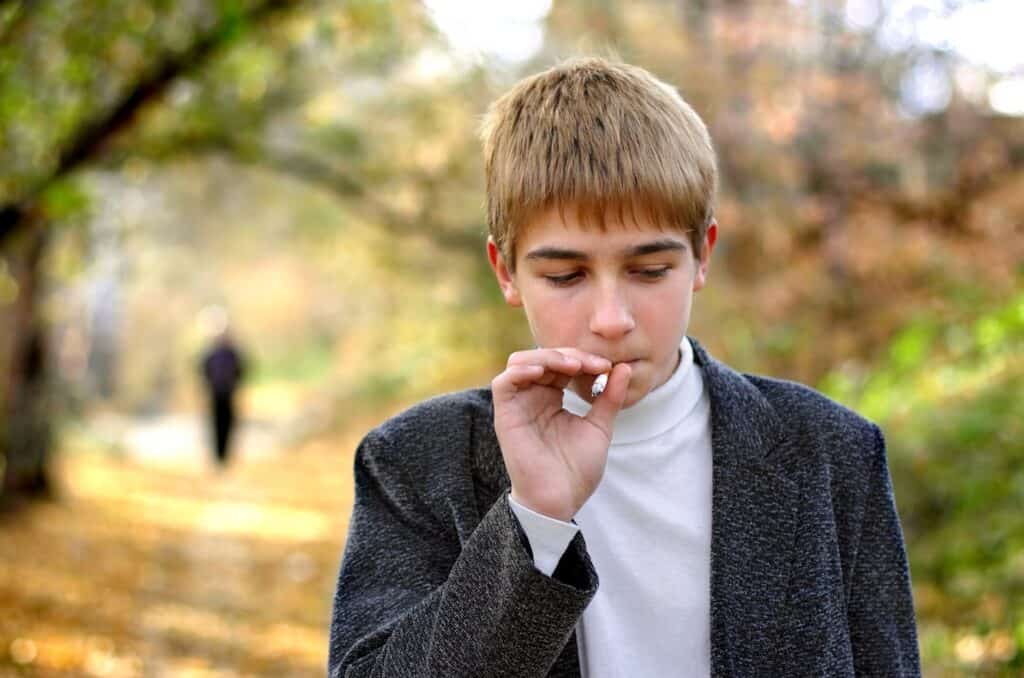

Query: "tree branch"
(91, 131), (485, 255)
(254, 145), (484, 254)
(0, 0), (300, 246)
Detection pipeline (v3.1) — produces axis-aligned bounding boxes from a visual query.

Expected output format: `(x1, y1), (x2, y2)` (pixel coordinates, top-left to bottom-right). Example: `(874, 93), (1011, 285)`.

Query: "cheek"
(639, 286), (693, 340)
(522, 295), (582, 345)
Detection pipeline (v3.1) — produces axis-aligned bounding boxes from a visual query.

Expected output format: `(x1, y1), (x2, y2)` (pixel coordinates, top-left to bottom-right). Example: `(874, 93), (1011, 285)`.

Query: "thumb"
(585, 362), (632, 437)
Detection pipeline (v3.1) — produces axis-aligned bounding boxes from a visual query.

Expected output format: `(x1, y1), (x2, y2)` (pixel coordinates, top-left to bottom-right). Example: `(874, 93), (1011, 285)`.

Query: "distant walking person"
(200, 330), (246, 467)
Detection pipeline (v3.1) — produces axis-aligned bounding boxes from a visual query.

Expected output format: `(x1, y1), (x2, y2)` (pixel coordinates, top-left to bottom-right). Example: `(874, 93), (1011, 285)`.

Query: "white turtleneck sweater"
(509, 338), (712, 677)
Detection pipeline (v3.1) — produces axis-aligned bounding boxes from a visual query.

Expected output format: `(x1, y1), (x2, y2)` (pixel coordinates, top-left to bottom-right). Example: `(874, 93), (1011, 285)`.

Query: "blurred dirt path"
(81, 411), (291, 469)
(0, 414), (363, 677)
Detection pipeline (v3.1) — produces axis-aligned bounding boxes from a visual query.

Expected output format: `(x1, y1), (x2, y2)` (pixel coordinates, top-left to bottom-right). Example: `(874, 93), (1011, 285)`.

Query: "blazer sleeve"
(327, 429), (597, 678)
(846, 425), (922, 677)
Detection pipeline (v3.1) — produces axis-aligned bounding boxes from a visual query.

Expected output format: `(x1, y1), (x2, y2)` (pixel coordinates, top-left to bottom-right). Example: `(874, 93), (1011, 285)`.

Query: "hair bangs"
(482, 57), (717, 266)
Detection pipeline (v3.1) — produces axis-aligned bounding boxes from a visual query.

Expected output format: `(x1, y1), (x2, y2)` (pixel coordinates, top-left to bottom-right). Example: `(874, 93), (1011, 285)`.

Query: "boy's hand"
(491, 348), (632, 522)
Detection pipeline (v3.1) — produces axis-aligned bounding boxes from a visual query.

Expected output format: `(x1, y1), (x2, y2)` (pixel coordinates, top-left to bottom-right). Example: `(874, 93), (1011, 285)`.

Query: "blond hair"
(480, 57), (718, 268)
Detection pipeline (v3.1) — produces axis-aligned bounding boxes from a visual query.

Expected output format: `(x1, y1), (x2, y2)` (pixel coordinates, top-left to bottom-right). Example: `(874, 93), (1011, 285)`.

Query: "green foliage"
(823, 288), (1024, 673)
(215, 0), (248, 44)
(249, 337), (334, 385)
(39, 177), (92, 224)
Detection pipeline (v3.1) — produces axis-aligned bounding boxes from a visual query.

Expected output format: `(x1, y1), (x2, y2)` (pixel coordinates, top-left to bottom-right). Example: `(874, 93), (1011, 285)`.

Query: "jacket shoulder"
(743, 373), (884, 470)
(350, 389), (498, 530)
(371, 387), (494, 446)
(356, 388), (496, 490)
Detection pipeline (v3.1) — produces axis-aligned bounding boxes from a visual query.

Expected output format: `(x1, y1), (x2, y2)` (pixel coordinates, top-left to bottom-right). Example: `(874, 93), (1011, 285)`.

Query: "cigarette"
(591, 372), (609, 398)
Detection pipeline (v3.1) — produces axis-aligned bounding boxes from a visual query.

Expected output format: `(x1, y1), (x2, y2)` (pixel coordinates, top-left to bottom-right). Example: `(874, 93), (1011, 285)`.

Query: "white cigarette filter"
(591, 372), (609, 398)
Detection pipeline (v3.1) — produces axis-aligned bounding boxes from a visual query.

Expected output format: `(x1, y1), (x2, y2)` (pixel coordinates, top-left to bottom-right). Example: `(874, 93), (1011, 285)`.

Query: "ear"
(487, 237), (523, 306)
(693, 219), (718, 292)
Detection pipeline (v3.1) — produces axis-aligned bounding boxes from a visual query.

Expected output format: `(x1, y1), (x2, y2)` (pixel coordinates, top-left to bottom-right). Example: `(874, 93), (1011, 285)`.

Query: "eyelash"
(544, 267), (671, 287)
(638, 267), (671, 280)
(544, 272), (581, 286)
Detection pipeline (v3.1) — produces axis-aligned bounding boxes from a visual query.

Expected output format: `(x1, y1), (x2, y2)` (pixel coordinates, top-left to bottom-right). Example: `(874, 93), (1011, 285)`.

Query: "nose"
(589, 283), (636, 340)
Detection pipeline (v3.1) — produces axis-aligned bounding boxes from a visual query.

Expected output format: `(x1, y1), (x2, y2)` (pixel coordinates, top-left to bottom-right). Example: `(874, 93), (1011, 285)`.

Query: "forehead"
(516, 203), (687, 261)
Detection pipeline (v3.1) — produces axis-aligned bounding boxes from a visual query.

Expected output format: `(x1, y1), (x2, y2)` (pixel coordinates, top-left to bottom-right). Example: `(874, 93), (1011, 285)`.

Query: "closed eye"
(634, 267), (671, 280)
(544, 271), (583, 286)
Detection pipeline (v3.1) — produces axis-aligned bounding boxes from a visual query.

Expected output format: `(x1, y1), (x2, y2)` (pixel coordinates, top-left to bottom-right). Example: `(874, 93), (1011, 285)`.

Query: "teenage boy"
(328, 57), (920, 677)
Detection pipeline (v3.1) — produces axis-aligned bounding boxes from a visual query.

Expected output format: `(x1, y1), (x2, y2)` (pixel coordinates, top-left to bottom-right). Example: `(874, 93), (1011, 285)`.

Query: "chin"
(620, 383), (649, 409)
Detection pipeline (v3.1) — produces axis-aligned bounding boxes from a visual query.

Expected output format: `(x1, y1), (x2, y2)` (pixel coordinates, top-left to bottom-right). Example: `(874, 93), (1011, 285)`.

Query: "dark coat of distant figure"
(200, 335), (246, 467)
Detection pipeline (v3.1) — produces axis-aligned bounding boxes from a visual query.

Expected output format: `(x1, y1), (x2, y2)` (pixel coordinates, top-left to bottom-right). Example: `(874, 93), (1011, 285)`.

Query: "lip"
(584, 354), (643, 368)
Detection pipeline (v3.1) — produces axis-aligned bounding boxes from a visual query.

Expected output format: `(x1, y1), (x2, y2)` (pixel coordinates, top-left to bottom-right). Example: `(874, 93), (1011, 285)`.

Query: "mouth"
(602, 359), (642, 380)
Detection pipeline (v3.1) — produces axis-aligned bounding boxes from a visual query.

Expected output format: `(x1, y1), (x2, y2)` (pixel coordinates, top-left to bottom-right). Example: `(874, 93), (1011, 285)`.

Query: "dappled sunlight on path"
(0, 421), (362, 677)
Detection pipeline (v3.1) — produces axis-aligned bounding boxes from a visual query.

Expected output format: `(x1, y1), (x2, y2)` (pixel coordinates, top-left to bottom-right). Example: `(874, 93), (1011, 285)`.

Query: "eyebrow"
(523, 238), (687, 262)
(627, 239), (687, 257)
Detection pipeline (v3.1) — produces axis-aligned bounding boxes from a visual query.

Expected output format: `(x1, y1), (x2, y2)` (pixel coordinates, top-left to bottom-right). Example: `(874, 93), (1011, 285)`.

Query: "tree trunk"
(1, 214), (52, 504)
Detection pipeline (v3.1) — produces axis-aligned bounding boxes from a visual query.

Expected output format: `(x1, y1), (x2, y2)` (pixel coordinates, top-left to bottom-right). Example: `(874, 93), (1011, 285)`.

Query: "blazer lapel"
(691, 338), (799, 676)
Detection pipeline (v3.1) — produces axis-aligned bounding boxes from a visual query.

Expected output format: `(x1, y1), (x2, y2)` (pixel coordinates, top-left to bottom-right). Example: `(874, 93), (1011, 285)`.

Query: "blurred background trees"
(1, 0), (1022, 674)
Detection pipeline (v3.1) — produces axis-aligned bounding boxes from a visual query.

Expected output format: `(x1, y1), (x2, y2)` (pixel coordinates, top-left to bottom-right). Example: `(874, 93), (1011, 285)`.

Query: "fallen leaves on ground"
(0, 428), (362, 677)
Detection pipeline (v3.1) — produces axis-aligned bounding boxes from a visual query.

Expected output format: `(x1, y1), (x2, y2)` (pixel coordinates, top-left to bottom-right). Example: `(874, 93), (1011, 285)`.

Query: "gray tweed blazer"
(328, 338), (921, 677)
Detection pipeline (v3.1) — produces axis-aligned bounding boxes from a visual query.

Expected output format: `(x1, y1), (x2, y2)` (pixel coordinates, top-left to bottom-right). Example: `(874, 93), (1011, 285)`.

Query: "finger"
(551, 348), (613, 375)
(491, 364), (545, 398)
(510, 365), (575, 392)
(506, 349), (586, 378)
(542, 371), (574, 390)
(508, 348), (612, 375)
(584, 362), (632, 435)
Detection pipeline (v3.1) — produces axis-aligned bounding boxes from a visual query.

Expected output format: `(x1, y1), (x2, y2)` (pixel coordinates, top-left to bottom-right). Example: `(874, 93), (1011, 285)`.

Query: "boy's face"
(489, 204), (717, 408)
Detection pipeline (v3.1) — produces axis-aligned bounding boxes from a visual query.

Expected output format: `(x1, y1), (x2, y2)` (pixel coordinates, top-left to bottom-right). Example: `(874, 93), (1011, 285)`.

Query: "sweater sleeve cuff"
(507, 494), (581, 576)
